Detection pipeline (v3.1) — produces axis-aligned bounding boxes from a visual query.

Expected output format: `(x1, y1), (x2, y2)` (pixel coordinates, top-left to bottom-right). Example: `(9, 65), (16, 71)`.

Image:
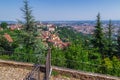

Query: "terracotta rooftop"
(3, 33), (13, 43)
(41, 31), (70, 49)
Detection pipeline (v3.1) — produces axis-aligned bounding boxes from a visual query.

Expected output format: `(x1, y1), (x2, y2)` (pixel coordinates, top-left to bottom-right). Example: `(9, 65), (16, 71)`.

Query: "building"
(48, 25), (55, 32)
(3, 33), (13, 43)
(9, 24), (22, 30)
(41, 31), (70, 49)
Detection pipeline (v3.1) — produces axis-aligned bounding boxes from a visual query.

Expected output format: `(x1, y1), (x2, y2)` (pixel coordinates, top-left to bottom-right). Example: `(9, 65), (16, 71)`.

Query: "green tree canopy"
(0, 22), (8, 29)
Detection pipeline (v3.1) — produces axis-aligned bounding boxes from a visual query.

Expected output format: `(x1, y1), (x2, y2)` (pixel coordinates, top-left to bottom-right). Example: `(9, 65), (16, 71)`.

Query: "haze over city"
(0, 0), (120, 21)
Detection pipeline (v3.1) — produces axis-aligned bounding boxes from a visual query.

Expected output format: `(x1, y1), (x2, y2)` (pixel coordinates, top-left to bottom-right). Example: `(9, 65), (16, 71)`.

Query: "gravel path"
(0, 65), (79, 80)
(0, 66), (31, 80)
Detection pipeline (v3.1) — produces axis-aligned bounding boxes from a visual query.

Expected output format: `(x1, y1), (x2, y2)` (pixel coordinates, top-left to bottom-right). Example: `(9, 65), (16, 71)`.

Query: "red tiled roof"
(49, 25), (55, 28)
(4, 33), (13, 42)
(41, 31), (70, 49)
(9, 24), (22, 31)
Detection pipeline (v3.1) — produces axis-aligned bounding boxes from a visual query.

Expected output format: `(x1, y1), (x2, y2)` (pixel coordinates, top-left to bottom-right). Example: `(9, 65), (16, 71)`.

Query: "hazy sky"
(0, 0), (120, 21)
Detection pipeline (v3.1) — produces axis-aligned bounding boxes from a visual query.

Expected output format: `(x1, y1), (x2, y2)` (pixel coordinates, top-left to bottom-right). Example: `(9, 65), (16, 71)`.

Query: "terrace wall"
(0, 59), (119, 80)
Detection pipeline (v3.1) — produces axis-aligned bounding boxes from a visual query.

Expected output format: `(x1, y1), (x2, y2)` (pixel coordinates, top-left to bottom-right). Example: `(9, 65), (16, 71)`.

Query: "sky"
(0, 0), (120, 21)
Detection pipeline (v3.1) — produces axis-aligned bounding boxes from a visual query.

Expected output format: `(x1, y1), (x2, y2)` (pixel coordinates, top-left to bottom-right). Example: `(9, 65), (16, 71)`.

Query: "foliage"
(0, 55), (10, 60)
(21, 0), (35, 32)
(116, 28), (120, 57)
(103, 57), (113, 74)
(0, 34), (13, 52)
(105, 20), (115, 58)
(51, 47), (66, 67)
(10, 52), (38, 63)
(112, 56), (120, 76)
(51, 71), (59, 76)
(92, 13), (106, 58)
(52, 27), (102, 72)
(0, 22), (8, 29)
(101, 56), (120, 76)
(0, 0), (46, 64)
(20, 0), (46, 54)
(0, 25), (120, 77)
(51, 26), (120, 77)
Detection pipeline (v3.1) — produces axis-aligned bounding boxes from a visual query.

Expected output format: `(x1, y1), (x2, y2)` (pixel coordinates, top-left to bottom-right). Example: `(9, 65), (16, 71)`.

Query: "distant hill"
(0, 21), (17, 24)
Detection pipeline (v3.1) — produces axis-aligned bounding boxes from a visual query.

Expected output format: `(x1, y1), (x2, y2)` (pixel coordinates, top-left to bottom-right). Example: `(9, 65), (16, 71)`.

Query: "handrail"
(23, 64), (40, 80)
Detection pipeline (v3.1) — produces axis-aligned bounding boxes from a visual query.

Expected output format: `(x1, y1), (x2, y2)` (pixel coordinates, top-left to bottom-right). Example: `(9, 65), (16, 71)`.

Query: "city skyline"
(0, 0), (120, 21)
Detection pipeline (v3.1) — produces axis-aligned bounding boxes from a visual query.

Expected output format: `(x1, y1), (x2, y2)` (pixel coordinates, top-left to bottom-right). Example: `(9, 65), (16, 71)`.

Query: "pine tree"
(107, 20), (114, 58)
(20, 0), (45, 54)
(92, 13), (105, 58)
(117, 28), (120, 57)
(21, 0), (36, 32)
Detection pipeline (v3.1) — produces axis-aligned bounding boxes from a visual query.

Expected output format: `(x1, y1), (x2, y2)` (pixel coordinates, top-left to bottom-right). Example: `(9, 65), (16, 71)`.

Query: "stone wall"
(52, 67), (120, 80)
(0, 59), (119, 80)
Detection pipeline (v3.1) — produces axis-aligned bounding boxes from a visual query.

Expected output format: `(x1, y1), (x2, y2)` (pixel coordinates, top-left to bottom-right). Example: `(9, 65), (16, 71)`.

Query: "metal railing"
(23, 64), (41, 80)
(23, 48), (52, 80)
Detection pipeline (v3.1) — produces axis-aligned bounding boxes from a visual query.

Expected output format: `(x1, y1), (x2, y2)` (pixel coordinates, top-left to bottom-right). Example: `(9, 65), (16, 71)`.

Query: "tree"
(106, 20), (115, 58)
(116, 28), (120, 57)
(21, 0), (36, 32)
(92, 13), (105, 58)
(51, 47), (66, 67)
(20, 0), (46, 54)
(0, 35), (14, 53)
(0, 22), (8, 29)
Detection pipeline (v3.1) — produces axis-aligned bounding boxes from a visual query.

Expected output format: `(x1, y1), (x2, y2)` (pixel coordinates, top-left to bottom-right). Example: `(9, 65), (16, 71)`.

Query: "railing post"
(38, 66), (40, 80)
(45, 48), (51, 80)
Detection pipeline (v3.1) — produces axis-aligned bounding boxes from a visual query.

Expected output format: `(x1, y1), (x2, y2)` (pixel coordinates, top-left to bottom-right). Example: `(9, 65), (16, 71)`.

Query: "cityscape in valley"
(42, 20), (120, 34)
(1, 20), (120, 35)
(0, 0), (120, 80)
